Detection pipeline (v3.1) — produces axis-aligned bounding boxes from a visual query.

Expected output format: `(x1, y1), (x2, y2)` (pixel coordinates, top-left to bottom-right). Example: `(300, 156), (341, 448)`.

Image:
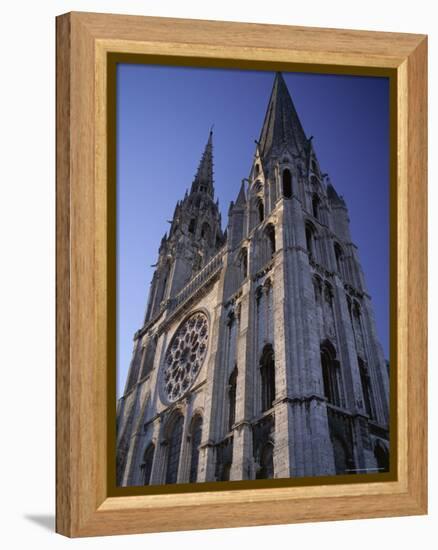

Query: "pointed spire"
(159, 232), (167, 252)
(235, 180), (247, 207)
(191, 129), (214, 197)
(258, 72), (308, 162)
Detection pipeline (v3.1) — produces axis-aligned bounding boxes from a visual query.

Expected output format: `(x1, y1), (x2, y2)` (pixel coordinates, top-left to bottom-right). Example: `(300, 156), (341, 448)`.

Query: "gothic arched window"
(188, 218), (196, 234)
(165, 413), (184, 484)
(141, 443), (155, 485)
(265, 224), (276, 259)
(189, 415), (203, 483)
(260, 344), (276, 411)
(257, 198), (265, 223)
(358, 357), (374, 419)
(240, 247), (248, 280)
(255, 285), (263, 305)
(256, 442), (274, 479)
(228, 366), (238, 431)
(254, 180), (263, 194)
(312, 275), (322, 303)
(353, 300), (362, 319)
(312, 193), (321, 220)
(324, 282), (334, 306)
(140, 336), (157, 378)
(282, 168), (292, 198)
(334, 242), (344, 275)
(320, 341), (341, 407)
(255, 163), (260, 175)
(305, 221), (317, 260)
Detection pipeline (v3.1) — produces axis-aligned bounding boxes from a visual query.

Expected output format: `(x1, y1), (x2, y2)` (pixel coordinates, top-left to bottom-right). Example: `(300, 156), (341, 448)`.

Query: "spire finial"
(234, 179), (247, 208)
(190, 129), (215, 197)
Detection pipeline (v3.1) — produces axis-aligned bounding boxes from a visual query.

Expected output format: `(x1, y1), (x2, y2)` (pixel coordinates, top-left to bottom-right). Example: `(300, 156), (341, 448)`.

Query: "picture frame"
(56, 11), (427, 537)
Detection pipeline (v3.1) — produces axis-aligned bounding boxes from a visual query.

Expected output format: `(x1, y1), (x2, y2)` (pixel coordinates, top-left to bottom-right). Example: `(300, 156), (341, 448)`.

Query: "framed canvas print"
(56, 12), (427, 537)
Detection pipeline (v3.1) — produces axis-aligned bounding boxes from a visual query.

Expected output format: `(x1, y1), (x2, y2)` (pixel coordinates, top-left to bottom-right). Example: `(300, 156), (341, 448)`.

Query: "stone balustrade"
(169, 247), (225, 313)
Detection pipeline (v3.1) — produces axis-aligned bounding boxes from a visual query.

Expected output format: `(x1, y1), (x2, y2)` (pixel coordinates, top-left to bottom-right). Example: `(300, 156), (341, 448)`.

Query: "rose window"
(162, 312), (209, 402)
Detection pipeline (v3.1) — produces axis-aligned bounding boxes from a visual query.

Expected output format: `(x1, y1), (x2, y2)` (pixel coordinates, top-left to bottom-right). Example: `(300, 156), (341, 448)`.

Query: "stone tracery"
(162, 311), (209, 402)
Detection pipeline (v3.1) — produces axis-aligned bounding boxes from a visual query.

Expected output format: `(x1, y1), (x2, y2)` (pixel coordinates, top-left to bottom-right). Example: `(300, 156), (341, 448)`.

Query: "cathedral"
(116, 72), (390, 487)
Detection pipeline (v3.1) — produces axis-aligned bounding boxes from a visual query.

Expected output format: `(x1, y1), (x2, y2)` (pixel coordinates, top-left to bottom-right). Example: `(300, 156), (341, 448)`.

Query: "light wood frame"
(56, 11), (427, 537)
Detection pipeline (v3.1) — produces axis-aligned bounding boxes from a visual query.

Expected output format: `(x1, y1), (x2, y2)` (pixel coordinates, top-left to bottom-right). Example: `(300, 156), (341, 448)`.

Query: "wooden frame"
(56, 11), (427, 537)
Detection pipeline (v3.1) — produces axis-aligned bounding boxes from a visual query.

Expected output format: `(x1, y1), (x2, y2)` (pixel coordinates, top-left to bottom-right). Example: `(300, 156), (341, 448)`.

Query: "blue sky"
(116, 64), (389, 397)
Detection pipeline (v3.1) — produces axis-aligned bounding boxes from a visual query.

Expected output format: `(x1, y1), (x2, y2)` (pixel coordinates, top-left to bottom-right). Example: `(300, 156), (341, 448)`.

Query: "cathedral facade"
(116, 72), (390, 487)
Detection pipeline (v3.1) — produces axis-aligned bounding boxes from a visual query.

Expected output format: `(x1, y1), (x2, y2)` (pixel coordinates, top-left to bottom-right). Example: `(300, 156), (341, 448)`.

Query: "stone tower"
(116, 73), (390, 487)
(143, 130), (224, 326)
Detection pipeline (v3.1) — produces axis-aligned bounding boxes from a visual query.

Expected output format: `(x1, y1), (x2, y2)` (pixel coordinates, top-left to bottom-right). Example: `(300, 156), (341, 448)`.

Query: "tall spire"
(235, 180), (247, 207)
(258, 72), (308, 162)
(191, 129), (214, 198)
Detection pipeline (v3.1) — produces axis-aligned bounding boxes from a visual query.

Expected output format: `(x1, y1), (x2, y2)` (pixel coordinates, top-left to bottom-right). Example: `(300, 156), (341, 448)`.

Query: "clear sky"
(116, 64), (389, 397)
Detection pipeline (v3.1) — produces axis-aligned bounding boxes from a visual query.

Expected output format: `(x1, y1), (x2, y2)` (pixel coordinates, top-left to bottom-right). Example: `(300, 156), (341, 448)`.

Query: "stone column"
(278, 196), (336, 477)
(125, 396), (149, 485)
(333, 280), (367, 413)
(361, 296), (390, 425)
(230, 422), (253, 480)
(177, 399), (192, 484)
(332, 281), (376, 471)
(197, 443), (217, 482)
(308, 398), (336, 475)
(351, 414), (379, 473)
(195, 256), (229, 481)
(230, 282), (254, 480)
(149, 417), (166, 485)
